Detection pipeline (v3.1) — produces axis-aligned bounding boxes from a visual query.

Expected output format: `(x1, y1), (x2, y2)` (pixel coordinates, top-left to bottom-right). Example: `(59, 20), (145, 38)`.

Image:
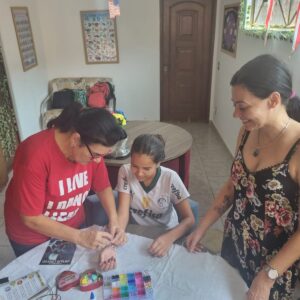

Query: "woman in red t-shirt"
(5, 103), (126, 268)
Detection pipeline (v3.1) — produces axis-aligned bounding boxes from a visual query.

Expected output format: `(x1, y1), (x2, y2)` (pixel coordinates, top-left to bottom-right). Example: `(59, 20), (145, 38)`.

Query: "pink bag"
(88, 82), (110, 108)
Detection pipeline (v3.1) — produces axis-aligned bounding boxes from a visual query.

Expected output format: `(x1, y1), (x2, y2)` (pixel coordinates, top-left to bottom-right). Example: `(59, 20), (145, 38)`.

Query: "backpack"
(87, 82), (116, 110)
(87, 82), (110, 108)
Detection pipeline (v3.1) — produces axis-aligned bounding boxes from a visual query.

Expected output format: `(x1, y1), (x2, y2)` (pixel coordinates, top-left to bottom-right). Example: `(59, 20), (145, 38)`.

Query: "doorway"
(160, 0), (216, 122)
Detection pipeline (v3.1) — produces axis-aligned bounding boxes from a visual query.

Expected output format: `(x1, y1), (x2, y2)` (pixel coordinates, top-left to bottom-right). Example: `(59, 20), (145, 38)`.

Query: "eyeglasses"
(84, 143), (103, 160)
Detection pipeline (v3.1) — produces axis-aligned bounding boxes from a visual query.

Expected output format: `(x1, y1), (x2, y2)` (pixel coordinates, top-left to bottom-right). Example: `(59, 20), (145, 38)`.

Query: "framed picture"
(11, 7), (38, 71)
(80, 10), (119, 64)
(221, 4), (239, 57)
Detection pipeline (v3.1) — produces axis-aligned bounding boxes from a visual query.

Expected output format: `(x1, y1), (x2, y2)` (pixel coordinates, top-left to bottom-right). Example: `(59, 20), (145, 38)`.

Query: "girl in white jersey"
(116, 134), (195, 257)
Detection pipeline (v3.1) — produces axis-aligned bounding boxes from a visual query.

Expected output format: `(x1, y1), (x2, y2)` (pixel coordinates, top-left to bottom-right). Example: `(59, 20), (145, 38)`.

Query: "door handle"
(163, 65), (168, 72)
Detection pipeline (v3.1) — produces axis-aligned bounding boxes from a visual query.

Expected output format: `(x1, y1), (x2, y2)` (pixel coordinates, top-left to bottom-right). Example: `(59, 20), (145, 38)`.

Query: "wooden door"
(161, 0), (216, 121)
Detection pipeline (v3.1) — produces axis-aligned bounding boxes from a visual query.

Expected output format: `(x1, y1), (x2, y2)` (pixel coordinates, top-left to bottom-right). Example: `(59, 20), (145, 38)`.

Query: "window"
(241, 0), (298, 39)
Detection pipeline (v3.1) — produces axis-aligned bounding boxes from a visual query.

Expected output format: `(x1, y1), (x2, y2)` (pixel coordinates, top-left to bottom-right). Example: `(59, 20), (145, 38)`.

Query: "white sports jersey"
(116, 164), (190, 228)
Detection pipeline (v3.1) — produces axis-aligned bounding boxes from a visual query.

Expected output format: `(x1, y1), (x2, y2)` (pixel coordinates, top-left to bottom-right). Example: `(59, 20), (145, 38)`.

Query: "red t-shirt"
(4, 129), (110, 245)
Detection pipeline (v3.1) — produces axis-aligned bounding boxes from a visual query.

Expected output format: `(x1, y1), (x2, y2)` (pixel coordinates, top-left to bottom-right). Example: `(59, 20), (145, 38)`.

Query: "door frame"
(160, 0), (217, 122)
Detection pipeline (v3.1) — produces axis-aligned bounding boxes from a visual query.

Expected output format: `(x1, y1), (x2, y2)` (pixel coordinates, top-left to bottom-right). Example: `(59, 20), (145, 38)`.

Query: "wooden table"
(105, 121), (193, 188)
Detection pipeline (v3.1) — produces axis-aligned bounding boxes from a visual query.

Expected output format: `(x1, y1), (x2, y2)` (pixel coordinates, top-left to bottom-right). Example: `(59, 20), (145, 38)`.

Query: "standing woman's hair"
(47, 102), (126, 146)
(131, 134), (165, 163)
(230, 54), (300, 122)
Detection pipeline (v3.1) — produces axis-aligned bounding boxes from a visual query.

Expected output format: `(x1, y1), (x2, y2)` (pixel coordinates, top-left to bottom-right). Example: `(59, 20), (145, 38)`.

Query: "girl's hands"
(111, 227), (128, 246)
(246, 270), (274, 300)
(99, 245), (117, 271)
(78, 227), (112, 250)
(185, 227), (204, 253)
(108, 222), (128, 246)
(148, 234), (174, 257)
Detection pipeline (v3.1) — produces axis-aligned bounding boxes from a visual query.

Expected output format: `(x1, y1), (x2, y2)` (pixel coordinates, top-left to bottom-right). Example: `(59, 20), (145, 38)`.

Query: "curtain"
(0, 45), (19, 168)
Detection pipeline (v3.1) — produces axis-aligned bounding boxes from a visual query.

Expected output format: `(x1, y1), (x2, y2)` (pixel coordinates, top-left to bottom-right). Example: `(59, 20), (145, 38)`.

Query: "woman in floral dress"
(185, 55), (300, 300)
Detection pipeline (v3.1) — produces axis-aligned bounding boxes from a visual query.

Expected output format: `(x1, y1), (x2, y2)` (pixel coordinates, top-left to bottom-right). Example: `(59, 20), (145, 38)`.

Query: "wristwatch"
(264, 264), (279, 280)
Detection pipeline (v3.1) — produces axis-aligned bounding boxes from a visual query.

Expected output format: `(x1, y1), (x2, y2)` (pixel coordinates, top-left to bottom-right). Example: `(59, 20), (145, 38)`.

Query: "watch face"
(268, 269), (278, 280)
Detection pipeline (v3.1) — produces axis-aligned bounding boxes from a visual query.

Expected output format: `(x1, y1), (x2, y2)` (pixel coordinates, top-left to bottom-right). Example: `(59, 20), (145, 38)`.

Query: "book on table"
(39, 238), (76, 265)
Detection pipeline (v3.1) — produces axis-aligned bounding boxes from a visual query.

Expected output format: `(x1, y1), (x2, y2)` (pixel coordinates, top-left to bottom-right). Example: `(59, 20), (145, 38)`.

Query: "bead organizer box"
(103, 271), (153, 299)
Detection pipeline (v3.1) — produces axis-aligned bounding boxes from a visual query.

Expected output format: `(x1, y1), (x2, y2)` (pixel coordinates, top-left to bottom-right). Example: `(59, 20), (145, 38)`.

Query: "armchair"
(40, 77), (115, 129)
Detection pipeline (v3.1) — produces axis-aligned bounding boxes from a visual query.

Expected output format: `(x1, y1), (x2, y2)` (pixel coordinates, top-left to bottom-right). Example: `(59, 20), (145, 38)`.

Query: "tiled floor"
(0, 122), (299, 298)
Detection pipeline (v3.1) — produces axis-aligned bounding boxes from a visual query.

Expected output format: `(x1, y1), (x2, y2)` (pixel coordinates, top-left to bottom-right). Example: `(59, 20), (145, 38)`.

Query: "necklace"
(252, 118), (291, 157)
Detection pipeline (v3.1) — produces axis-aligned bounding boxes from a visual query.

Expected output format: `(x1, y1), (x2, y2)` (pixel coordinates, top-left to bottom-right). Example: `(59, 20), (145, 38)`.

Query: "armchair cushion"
(42, 109), (63, 129)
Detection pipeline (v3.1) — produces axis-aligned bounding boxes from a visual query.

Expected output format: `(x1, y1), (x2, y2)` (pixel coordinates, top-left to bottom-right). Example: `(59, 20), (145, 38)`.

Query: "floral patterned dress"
(221, 131), (299, 300)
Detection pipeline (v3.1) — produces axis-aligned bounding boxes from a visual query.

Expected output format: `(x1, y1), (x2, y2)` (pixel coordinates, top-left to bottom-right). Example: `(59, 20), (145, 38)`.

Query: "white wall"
(212, 0), (300, 155)
(0, 0), (160, 140)
(0, 0), (49, 140)
(3, 0), (299, 149)
(37, 0), (160, 121)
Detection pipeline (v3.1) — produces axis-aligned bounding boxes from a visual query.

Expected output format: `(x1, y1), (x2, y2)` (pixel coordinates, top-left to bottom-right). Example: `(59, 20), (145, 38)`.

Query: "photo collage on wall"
(11, 7), (37, 71)
(221, 4), (240, 57)
(81, 10), (119, 64)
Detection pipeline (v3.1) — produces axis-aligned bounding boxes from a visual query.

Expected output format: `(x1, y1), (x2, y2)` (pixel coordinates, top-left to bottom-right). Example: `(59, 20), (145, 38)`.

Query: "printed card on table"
(39, 238), (76, 265)
(0, 271), (48, 300)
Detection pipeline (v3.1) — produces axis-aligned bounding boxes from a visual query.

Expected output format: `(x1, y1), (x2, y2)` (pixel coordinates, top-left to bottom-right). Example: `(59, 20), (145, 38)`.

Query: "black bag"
(52, 89), (75, 109)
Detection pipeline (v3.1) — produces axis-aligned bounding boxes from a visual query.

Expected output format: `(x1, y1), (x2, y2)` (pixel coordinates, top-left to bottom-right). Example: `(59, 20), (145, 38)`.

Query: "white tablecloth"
(0, 233), (248, 299)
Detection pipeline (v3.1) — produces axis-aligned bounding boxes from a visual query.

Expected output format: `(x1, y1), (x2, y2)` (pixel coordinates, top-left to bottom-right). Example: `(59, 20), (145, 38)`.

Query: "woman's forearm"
(21, 214), (80, 244)
(196, 178), (234, 236)
(22, 214), (113, 250)
(165, 215), (194, 243)
(267, 231), (300, 275)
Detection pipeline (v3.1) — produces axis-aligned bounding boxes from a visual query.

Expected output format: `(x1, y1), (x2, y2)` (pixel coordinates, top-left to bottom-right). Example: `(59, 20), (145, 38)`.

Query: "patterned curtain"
(0, 45), (19, 165)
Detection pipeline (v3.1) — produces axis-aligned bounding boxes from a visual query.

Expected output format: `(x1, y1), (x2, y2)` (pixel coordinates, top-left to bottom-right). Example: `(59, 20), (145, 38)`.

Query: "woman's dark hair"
(230, 54), (300, 121)
(47, 102), (126, 146)
(131, 134), (165, 163)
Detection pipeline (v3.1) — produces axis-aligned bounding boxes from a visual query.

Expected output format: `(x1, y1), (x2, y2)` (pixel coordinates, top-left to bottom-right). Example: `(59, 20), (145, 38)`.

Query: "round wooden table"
(104, 121), (192, 188)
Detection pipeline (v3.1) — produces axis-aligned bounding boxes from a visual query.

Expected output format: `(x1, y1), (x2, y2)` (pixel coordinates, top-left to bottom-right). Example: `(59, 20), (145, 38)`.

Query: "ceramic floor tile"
(196, 146), (232, 163)
(194, 137), (223, 150)
(207, 176), (229, 198)
(176, 122), (231, 215)
(190, 158), (206, 172)
(202, 160), (232, 178)
(189, 185), (212, 200)
(0, 245), (15, 270)
(190, 193), (214, 217)
(189, 188), (213, 200)
(0, 224), (10, 246)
